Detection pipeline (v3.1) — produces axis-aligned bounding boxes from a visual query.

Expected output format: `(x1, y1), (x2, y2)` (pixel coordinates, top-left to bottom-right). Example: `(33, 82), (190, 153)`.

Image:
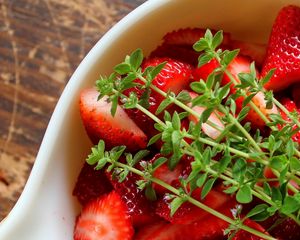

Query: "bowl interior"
(1, 0), (299, 239)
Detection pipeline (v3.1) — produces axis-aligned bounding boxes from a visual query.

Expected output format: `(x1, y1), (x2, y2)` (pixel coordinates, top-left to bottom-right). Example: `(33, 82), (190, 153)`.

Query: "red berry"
(73, 162), (112, 205)
(74, 191), (134, 240)
(262, 5), (300, 91)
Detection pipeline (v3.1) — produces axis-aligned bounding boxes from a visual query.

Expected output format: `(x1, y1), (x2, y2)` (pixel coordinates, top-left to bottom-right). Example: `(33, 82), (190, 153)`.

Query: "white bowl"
(0, 0), (299, 239)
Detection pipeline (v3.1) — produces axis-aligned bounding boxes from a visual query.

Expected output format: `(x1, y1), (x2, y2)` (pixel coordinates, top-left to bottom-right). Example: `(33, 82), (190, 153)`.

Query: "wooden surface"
(0, 0), (146, 221)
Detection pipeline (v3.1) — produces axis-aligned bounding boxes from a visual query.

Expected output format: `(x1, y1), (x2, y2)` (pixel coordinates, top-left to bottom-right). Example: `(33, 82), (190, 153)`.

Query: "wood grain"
(0, 0), (146, 221)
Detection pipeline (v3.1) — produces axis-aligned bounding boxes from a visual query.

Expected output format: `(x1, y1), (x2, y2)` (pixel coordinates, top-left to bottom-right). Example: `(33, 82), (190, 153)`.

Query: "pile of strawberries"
(73, 5), (300, 240)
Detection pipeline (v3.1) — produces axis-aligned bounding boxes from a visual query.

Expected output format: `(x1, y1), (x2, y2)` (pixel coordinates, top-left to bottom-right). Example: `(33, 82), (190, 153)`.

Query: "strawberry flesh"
(232, 218), (269, 240)
(74, 191), (134, 240)
(262, 5), (300, 91)
(79, 88), (147, 151)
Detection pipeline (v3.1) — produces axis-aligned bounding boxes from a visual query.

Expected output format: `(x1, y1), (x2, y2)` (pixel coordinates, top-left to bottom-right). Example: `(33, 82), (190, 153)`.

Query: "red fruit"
(262, 215), (300, 240)
(261, 5), (300, 91)
(134, 221), (168, 240)
(278, 98), (300, 143)
(188, 92), (224, 139)
(108, 171), (159, 228)
(151, 154), (192, 194)
(74, 191), (134, 240)
(156, 188), (230, 224)
(229, 40), (267, 67)
(232, 218), (269, 240)
(162, 28), (231, 46)
(191, 58), (219, 81)
(73, 162), (112, 205)
(137, 201), (236, 240)
(223, 56), (278, 129)
(124, 58), (192, 136)
(79, 88), (147, 151)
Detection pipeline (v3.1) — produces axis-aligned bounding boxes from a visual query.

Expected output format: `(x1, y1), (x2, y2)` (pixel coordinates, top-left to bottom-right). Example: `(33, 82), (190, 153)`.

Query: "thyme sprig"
(88, 29), (300, 238)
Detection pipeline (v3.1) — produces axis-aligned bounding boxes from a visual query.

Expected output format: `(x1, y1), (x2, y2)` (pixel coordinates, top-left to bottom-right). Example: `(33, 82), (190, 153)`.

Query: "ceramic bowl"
(0, 0), (299, 239)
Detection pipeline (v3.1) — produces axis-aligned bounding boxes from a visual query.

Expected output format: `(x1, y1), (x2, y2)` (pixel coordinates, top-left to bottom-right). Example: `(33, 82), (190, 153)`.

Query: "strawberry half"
(74, 191), (134, 240)
(73, 162), (112, 205)
(79, 88), (147, 151)
(261, 5), (300, 91)
(124, 58), (192, 136)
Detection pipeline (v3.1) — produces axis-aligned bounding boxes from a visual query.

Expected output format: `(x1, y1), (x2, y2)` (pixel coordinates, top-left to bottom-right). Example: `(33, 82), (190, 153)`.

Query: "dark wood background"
(0, 0), (146, 221)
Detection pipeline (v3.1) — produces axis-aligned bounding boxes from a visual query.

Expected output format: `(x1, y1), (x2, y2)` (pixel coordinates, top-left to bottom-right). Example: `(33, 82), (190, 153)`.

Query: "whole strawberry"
(262, 5), (300, 91)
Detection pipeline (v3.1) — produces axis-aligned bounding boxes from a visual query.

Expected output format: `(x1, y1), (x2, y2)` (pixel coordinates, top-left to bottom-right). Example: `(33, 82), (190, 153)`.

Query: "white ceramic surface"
(0, 0), (299, 239)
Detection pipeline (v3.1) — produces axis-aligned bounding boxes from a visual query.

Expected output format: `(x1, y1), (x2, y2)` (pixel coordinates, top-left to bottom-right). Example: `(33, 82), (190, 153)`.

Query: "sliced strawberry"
(162, 28), (231, 46)
(124, 58), (192, 136)
(79, 88), (147, 151)
(134, 221), (168, 240)
(188, 92), (224, 139)
(191, 58), (219, 81)
(232, 218), (269, 240)
(151, 154), (192, 195)
(72, 162), (112, 205)
(261, 5), (300, 91)
(156, 188), (230, 224)
(107, 171), (160, 228)
(74, 191), (134, 240)
(229, 40), (267, 67)
(278, 98), (300, 143)
(223, 56), (278, 130)
(137, 201), (236, 240)
(262, 215), (300, 240)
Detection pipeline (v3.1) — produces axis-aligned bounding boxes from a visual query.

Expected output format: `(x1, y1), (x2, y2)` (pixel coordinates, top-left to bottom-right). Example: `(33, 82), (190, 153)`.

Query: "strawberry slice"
(151, 28), (231, 66)
(232, 218), (269, 240)
(136, 201), (236, 240)
(107, 171), (160, 228)
(124, 58), (192, 136)
(262, 214), (300, 240)
(156, 188), (230, 224)
(74, 191), (134, 240)
(188, 92), (224, 139)
(151, 154), (192, 195)
(162, 28), (231, 46)
(79, 88), (147, 151)
(222, 56), (278, 130)
(73, 162), (112, 205)
(261, 5), (300, 91)
(278, 98), (300, 143)
(229, 40), (267, 67)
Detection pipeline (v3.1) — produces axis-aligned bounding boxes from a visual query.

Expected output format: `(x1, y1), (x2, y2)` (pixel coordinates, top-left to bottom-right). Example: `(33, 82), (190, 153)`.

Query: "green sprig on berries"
(89, 29), (300, 239)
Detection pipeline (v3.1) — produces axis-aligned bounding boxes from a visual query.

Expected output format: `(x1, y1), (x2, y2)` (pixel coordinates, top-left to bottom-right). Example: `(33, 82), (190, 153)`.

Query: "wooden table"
(0, 0), (146, 221)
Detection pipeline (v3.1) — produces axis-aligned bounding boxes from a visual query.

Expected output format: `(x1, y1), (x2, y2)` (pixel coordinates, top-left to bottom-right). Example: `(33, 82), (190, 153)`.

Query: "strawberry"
(74, 191), (134, 240)
(151, 154), (192, 195)
(151, 28), (231, 66)
(124, 58), (192, 136)
(73, 162), (112, 205)
(262, 215), (300, 240)
(222, 56), (278, 130)
(79, 88), (147, 151)
(232, 218), (269, 240)
(278, 98), (300, 143)
(188, 92), (224, 139)
(136, 201), (236, 240)
(162, 28), (231, 46)
(229, 40), (267, 67)
(261, 5), (300, 91)
(156, 188), (230, 224)
(107, 171), (160, 228)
